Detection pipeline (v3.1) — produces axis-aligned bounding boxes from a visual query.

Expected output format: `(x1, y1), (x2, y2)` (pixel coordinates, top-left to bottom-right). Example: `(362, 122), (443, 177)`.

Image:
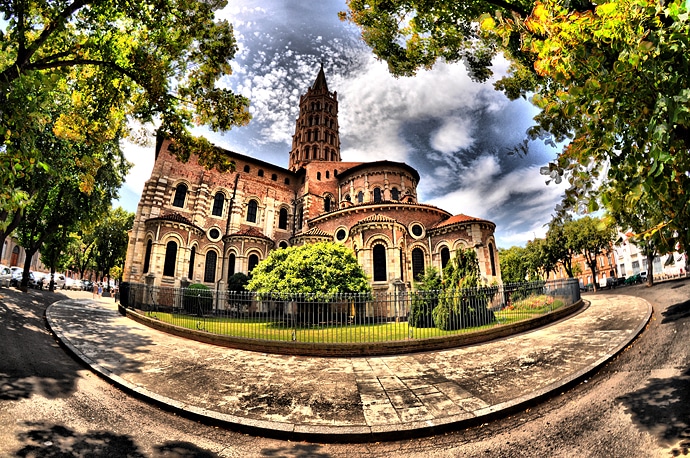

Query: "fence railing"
(119, 279), (580, 344)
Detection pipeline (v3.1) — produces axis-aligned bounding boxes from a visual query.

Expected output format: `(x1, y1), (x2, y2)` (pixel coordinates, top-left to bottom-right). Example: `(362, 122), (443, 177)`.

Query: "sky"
(113, 0), (569, 249)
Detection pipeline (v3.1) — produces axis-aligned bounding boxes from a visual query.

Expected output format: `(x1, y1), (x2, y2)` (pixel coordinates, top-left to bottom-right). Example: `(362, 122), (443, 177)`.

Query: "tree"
(1, 0), (251, 222)
(524, 238), (558, 280)
(410, 267), (443, 328)
(41, 226), (71, 291)
(343, 0), (690, 252)
(568, 216), (616, 291)
(499, 246), (530, 283)
(93, 207), (135, 289)
(433, 249), (496, 330)
(545, 219), (578, 279)
(247, 242), (371, 297)
(13, 130), (127, 289)
(607, 196), (674, 287)
(65, 230), (98, 280)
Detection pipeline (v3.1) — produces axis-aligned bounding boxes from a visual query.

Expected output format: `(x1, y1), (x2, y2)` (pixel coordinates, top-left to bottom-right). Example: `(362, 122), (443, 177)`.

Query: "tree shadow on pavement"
(14, 422), (145, 457)
(261, 444), (332, 457)
(0, 289), (79, 402)
(616, 366), (690, 455)
(13, 421), (221, 457)
(661, 299), (690, 323)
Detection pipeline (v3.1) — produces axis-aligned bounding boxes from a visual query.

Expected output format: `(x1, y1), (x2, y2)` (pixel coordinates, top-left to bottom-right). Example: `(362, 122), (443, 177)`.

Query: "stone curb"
(44, 298), (652, 442)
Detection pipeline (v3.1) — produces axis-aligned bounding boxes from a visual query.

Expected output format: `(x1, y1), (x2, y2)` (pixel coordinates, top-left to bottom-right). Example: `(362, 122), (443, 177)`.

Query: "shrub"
(183, 283), (213, 315)
(410, 268), (442, 328)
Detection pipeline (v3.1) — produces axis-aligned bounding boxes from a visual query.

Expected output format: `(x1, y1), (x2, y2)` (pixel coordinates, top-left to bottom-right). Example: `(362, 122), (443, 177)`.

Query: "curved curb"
(45, 298), (653, 442)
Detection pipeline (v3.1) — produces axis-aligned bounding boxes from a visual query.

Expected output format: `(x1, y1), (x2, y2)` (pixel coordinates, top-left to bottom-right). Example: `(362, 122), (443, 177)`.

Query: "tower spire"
(288, 65), (341, 172)
(312, 63), (328, 92)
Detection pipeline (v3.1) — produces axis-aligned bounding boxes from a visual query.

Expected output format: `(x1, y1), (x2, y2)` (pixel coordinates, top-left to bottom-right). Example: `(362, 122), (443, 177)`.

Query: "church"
(123, 67), (501, 293)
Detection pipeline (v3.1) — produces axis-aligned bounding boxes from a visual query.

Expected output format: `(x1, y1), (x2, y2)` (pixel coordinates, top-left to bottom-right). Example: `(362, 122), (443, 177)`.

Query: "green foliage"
(410, 267), (442, 328)
(0, 0), (250, 224)
(499, 246), (530, 283)
(110, 266), (123, 282)
(93, 207), (135, 285)
(246, 242), (371, 298)
(432, 249), (497, 331)
(345, 0), (690, 254)
(227, 273), (250, 292)
(183, 283), (213, 315)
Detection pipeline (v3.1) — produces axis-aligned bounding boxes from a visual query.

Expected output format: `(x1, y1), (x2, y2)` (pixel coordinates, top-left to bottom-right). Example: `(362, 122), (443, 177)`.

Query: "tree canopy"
(246, 242), (371, 297)
(343, 0), (690, 253)
(1, 0), (250, 222)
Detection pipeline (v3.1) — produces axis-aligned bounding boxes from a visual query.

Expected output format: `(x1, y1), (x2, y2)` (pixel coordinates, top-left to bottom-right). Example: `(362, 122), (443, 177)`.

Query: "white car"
(0, 264), (11, 287)
(44, 273), (66, 289)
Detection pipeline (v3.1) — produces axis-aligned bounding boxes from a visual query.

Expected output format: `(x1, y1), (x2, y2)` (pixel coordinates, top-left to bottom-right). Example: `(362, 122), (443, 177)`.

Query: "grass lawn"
(144, 299), (565, 344)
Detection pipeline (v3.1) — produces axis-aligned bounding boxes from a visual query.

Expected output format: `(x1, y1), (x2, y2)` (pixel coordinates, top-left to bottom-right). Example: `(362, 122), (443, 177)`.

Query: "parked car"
(0, 265), (11, 287)
(82, 280), (93, 291)
(625, 274), (642, 285)
(10, 269), (23, 287)
(640, 271), (648, 282)
(43, 273), (66, 289)
(70, 279), (84, 291)
(28, 271), (44, 289)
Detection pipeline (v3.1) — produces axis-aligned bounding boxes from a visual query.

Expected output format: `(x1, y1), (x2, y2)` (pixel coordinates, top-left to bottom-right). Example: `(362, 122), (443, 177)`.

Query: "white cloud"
(119, 138), (155, 201)
(430, 116), (475, 153)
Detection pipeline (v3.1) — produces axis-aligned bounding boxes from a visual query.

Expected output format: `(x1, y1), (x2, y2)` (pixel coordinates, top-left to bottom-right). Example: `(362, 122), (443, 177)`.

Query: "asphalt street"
(0, 281), (688, 457)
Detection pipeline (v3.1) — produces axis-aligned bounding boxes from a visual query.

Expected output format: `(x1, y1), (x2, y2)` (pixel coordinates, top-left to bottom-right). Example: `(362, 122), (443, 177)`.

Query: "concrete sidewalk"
(45, 295), (651, 441)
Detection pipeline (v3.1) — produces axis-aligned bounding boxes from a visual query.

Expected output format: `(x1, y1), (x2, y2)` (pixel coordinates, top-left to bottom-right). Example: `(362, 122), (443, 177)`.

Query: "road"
(0, 281), (687, 457)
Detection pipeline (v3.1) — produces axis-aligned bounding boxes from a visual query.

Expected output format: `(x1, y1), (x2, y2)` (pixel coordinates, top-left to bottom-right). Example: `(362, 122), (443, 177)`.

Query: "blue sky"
(114, 0), (568, 248)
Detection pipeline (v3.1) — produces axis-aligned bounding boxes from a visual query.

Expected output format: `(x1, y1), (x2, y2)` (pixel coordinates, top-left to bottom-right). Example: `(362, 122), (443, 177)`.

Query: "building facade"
(123, 67), (501, 293)
(1, 237), (46, 271)
(613, 232), (686, 280)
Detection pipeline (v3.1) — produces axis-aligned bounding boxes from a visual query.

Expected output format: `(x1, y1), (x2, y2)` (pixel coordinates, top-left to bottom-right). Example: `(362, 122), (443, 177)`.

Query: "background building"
(123, 67), (501, 293)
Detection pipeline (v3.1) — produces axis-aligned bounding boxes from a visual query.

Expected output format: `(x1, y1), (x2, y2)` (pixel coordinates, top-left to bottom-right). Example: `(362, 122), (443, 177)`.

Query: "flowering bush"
(506, 294), (555, 311)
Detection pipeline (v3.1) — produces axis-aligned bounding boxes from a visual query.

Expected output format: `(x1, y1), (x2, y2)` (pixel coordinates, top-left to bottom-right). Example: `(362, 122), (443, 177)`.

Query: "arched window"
(172, 184), (187, 208)
(211, 192), (224, 216)
(345, 194), (351, 202)
(247, 200), (258, 223)
(143, 240), (153, 274)
(248, 254), (259, 273)
(489, 243), (496, 276)
(326, 171), (330, 179)
(271, 173), (277, 181)
(373, 187), (382, 203)
(228, 253), (236, 276)
(278, 208), (289, 230)
(317, 172), (321, 180)
(357, 191), (364, 204)
(163, 241), (177, 277)
(188, 247), (196, 278)
(258, 169), (264, 177)
(373, 245), (387, 282)
(412, 248), (425, 281)
(243, 165), (250, 172)
(298, 207), (304, 230)
(441, 247), (451, 269)
(304, 146), (310, 160)
(204, 251), (217, 283)
(284, 178), (291, 185)
(324, 196), (332, 212)
(279, 241), (288, 249)
(391, 188), (400, 201)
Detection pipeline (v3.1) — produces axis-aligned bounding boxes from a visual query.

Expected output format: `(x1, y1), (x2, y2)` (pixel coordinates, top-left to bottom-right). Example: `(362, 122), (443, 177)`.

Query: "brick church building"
(123, 66), (501, 293)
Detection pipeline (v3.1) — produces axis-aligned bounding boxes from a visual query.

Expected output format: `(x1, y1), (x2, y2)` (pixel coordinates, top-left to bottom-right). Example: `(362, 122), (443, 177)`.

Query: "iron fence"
(119, 279), (580, 344)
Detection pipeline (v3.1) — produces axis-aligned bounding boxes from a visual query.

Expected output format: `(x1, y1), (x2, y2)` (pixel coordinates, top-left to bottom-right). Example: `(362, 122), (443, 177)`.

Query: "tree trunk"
(646, 253), (655, 287)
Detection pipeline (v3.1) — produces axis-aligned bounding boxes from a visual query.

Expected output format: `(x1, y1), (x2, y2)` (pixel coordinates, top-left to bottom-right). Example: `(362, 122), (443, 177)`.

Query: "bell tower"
(288, 65), (341, 171)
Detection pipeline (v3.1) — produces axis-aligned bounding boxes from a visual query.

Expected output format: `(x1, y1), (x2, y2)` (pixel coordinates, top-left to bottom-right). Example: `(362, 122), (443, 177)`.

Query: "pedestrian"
(92, 282), (98, 299)
(98, 282), (103, 298)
